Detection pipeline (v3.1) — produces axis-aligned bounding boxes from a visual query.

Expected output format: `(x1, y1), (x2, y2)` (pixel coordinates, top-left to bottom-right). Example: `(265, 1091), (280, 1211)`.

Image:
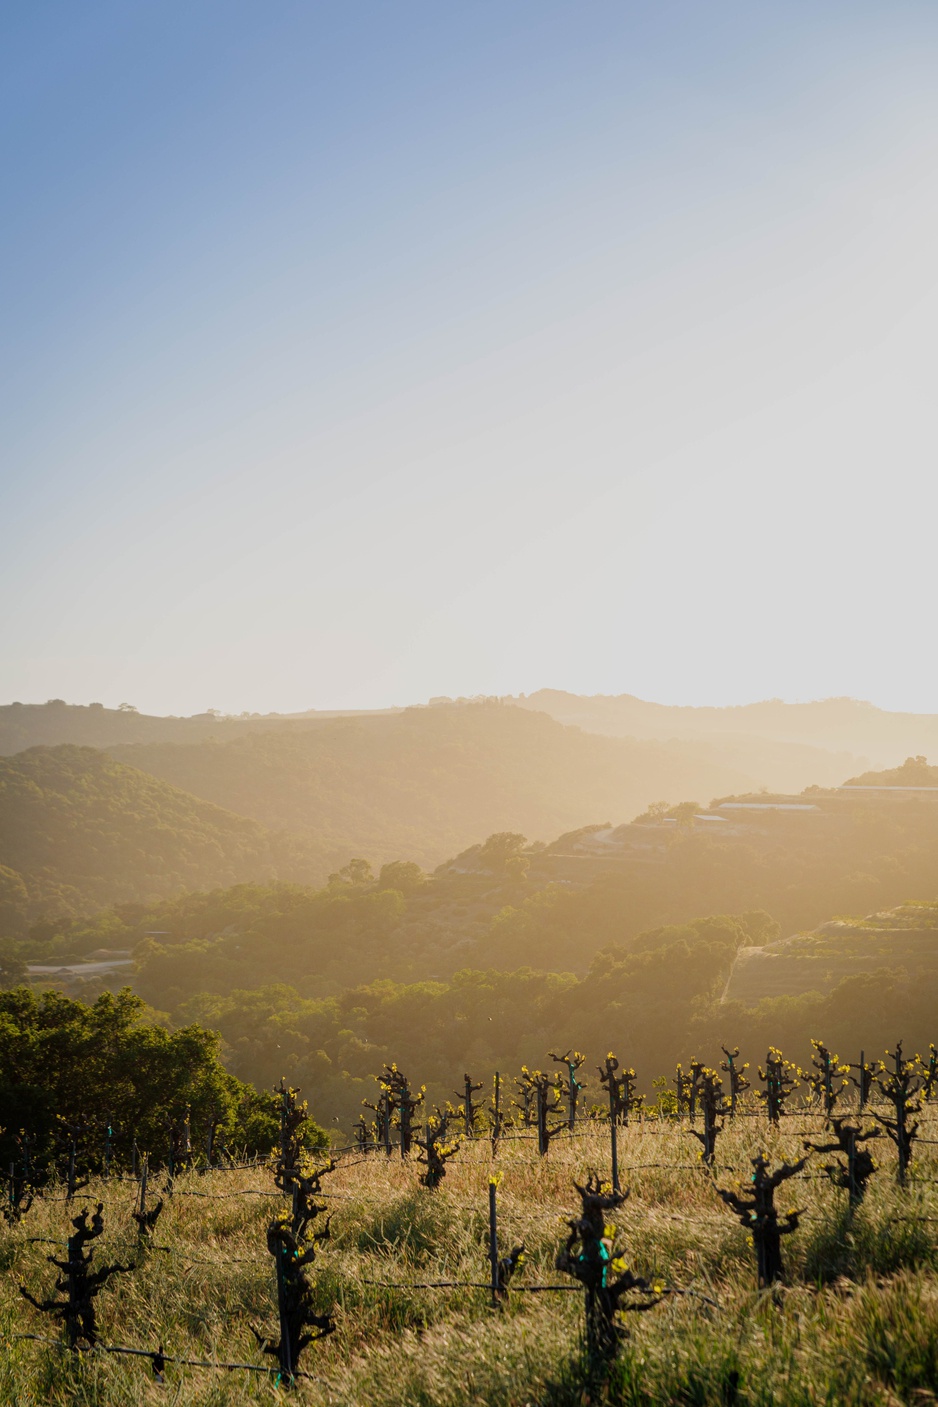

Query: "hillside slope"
(510, 689), (938, 782)
(0, 698), (388, 755)
(108, 703), (760, 868)
(843, 756), (938, 787)
(723, 899), (938, 1005)
(0, 746), (316, 929)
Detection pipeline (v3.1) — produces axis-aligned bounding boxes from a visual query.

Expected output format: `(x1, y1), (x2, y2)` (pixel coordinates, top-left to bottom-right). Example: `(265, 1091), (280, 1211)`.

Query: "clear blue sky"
(3, 2), (938, 715)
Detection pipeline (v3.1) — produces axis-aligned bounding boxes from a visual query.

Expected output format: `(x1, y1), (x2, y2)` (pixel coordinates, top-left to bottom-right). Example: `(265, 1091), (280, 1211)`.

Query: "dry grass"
(5, 1113), (938, 1404)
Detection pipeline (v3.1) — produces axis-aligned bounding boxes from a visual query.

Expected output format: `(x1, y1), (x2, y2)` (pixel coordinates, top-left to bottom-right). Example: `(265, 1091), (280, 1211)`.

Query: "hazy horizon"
(4, 3), (938, 716)
(4, 686), (938, 720)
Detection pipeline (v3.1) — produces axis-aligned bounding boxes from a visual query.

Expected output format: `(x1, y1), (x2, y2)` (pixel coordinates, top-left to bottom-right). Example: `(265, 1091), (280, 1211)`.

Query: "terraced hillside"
(724, 901), (938, 1004)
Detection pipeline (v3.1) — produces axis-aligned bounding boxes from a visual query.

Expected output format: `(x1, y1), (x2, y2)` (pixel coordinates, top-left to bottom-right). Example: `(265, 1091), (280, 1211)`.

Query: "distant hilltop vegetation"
(0, 697), (393, 754)
(841, 755), (938, 788)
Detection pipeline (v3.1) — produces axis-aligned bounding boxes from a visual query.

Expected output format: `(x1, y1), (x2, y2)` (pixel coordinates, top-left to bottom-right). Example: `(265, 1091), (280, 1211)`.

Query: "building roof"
(717, 802), (820, 812)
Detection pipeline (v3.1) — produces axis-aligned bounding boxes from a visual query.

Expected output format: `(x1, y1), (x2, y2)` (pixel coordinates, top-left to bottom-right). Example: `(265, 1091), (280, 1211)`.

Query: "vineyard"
(5, 1046), (938, 1404)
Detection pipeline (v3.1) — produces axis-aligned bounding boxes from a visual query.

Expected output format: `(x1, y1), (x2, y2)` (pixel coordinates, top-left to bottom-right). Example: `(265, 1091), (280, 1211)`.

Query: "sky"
(3, 1), (938, 716)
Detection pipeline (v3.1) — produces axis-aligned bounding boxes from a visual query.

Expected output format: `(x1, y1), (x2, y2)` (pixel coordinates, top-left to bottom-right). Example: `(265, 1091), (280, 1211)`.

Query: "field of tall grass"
(5, 1115), (938, 1405)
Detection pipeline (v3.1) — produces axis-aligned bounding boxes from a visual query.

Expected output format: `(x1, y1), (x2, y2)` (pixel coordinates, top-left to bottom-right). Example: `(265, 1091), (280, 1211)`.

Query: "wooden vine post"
(57, 1117), (90, 1202)
(102, 1113), (114, 1180)
(530, 1071), (567, 1155)
(382, 1088), (393, 1156)
(488, 1172), (499, 1305)
(164, 1107), (192, 1187)
(131, 1153), (164, 1240)
(490, 1071), (505, 1157)
(204, 1103), (225, 1168)
(4, 1151), (33, 1225)
(16, 1130), (34, 1186)
(454, 1074), (484, 1137)
(598, 1054), (643, 1191)
(604, 1059), (620, 1193)
(486, 1172), (524, 1305)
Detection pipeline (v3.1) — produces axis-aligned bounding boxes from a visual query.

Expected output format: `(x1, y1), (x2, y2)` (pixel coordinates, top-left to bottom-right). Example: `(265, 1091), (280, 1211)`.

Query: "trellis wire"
(13, 1333), (319, 1381)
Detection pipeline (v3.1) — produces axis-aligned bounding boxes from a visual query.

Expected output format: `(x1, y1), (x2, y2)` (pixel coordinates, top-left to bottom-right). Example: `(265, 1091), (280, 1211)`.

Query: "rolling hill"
(0, 745), (317, 930)
(107, 702), (761, 868)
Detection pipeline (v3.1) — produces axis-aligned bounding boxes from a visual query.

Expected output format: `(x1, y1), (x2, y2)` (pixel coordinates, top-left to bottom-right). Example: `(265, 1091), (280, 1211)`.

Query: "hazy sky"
(3, 2), (938, 716)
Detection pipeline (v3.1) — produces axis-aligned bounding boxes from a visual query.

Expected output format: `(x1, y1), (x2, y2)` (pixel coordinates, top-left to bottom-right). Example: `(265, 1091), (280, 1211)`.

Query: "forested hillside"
(173, 906), (938, 1126)
(8, 745), (938, 1127)
(20, 758), (938, 1125)
(843, 755), (938, 787)
(34, 897), (938, 1128)
(0, 746), (317, 931)
(108, 702), (758, 866)
(0, 698), (385, 755)
(0, 707), (760, 930)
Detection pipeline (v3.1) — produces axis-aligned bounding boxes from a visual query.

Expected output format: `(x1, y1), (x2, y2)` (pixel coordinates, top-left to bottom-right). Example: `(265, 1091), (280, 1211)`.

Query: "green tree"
(0, 986), (320, 1176)
(478, 833), (528, 874)
(0, 938), (26, 987)
(377, 861), (426, 894)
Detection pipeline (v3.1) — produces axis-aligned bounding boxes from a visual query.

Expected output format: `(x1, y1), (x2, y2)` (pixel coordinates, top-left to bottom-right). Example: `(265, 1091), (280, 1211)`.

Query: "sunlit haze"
(3, 2), (937, 715)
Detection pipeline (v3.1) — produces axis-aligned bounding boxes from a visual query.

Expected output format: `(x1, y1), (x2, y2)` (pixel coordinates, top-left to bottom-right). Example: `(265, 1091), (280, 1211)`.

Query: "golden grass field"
(5, 1111), (938, 1405)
